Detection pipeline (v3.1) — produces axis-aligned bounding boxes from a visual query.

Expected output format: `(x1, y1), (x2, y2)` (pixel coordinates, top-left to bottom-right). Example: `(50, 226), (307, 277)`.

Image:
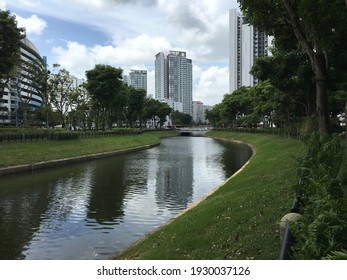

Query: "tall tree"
(0, 10), (25, 97)
(10, 59), (47, 126)
(48, 67), (78, 127)
(125, 87), (146, 128)
(85, 64), (124, 130)
(251, 46), (315, 121)
(238, 0), (347, 135)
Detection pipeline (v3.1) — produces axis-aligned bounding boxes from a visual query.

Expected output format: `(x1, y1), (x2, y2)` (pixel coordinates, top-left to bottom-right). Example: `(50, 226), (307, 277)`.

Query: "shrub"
(291, 133), (347, 259)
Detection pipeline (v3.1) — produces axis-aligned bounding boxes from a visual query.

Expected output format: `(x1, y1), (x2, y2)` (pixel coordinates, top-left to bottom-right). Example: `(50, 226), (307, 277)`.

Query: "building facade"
(192, 101), (212, 124)
(229, 9), (271, 93)
(155, 51), (193, 116)
(129, 69), (147, 92)
(0, 38), (45, 125)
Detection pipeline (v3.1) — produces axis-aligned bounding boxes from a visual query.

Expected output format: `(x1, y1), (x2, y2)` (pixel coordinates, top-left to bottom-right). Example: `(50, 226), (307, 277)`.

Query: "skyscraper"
(155, 51), (193, 116)
(229, 9), (271, 93)
(129, 69), (147, 92)
(155, 52), (167, 100)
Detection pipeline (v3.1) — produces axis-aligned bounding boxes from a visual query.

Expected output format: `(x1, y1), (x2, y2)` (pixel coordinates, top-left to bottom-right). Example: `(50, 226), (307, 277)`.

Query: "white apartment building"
(129, 69), (147, 92)
(155, 51), (193, 116)
(229, 9), (271, 93)
(155, 52), (167, 100)
(192, 101), (212, 124)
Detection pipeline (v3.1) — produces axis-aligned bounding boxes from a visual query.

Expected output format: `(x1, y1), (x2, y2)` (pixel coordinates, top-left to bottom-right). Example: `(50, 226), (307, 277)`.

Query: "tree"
(251, 47), (315, 125)
(171, 110), (192, 127)
(143, 98), (172, 128)
(85, 64), (125, 130)
(124, 87), (146, 128)
(10, 59), (47, 126)
(69, 83), (92, 130)
(238, 0), (347, 135)
(0, 10), (25, 98)
(48, 67), (78, 127)
(205, 104), (222, 127)
(220, 87), (253, 127)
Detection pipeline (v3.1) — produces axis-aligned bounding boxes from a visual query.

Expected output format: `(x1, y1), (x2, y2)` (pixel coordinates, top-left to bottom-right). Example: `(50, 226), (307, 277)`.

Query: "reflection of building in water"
(154, 140), (194, 211)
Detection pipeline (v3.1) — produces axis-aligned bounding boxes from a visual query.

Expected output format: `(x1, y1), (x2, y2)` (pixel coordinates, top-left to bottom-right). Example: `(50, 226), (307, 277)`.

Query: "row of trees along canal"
(206, 1), (347, 137)
(0, 10), (193, 130)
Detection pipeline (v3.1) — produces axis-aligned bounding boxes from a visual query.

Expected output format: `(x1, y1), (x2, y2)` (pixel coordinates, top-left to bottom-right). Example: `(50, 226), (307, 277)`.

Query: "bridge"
(178, 127), (211, 137)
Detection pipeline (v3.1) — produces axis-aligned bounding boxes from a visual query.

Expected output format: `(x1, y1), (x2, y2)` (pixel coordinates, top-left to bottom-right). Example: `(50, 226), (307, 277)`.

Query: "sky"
(1, 0), (240, 106)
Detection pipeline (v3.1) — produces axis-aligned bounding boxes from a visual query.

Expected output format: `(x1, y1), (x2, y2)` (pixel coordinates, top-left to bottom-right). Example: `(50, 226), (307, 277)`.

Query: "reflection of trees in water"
(0, 137), (253, 260)
(86, 157), (128, 225)
(0, 185), (51, 259)
(0, 165), (89, 259)
(219, 141), (253, 177)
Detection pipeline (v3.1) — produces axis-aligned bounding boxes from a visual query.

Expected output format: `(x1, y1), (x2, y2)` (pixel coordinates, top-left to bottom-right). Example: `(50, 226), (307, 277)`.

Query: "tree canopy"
(238, 0), (347, 135)
(0, 10), (25, 96)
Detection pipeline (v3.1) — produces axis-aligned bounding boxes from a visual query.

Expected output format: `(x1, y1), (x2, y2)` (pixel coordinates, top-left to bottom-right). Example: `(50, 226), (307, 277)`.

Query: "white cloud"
(15, 14), (47, 36)
(52, 34), (172, 74)
(194, 66), (229, 106)
(0, 0), (6, 9)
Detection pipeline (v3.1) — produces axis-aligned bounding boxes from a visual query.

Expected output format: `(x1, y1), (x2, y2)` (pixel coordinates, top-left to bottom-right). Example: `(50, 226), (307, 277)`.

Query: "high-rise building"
(229, 9), (271, 93)
(192, 101), (212, 124)
(155, 52), (167, 100)
(129, 69), (147, 92)
(0, 38), (45, 125)
(155, 51), (193, 116)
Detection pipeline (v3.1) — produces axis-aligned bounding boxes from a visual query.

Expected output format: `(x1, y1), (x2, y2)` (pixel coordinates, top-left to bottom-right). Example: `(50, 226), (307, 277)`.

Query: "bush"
(291, 133), (347, 259)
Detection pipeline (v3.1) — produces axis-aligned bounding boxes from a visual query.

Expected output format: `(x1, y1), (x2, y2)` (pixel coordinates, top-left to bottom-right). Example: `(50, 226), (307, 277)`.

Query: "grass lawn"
(0, 130), (178, 168)
(115, 131), (305, 259)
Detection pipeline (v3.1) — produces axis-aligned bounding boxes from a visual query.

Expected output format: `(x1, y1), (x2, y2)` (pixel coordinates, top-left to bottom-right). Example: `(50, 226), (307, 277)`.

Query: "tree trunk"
(282, 0), (330, 135)
(314, 53), (330, 135)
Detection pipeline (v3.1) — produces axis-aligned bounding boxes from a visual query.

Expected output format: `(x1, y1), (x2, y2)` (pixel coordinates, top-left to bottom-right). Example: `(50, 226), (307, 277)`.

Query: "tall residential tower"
(155, 51), (193, 116)
(229, 9), (271, 93)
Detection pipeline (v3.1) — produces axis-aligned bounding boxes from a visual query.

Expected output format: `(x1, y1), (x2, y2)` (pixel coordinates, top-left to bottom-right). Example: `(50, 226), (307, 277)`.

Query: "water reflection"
(0, 136), (252, 259)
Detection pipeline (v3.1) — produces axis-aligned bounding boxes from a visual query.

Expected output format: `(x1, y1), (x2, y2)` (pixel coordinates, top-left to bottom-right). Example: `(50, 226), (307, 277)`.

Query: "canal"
(0, 136), (252, 260)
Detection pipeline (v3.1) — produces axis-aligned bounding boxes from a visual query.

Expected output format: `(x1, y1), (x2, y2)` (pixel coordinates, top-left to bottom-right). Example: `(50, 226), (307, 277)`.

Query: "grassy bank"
(115, 131), (305, 259)
(0, 130), (178, 168)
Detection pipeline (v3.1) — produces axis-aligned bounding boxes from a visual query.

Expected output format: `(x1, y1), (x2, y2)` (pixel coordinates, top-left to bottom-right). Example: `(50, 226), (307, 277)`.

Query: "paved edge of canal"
(0, 143), (160, 176)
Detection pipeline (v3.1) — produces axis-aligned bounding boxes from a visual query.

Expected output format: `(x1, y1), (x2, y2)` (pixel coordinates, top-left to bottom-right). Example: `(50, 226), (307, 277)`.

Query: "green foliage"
(299, 116), (319, 137)
(292, 133), (347, 259)
(0, 10), (25, 95)
(323, 250), (347, 260)
(143, 98), (172, 128)
(239, 0), (347, 135)
(85, 64), (126, 129)
(171, 110), (192, 126)
(125, 87), (146, 127)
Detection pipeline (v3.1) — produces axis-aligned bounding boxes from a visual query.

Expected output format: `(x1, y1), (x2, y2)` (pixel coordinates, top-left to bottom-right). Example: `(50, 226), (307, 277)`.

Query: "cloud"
(51, 34), (172, 79)
(0, 0), (6, 9)
(158, 0), (231, 62)
(15, 14), (47, 36)
(194, 66), (229, 106)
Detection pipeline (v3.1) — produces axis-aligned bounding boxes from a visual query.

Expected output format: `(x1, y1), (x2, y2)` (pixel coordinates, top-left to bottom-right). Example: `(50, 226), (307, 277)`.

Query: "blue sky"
(1, 0), (240, 105)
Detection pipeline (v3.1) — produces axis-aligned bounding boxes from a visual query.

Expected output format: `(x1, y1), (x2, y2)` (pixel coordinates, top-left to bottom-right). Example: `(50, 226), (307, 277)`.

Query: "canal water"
(0, 136), (252, 260)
